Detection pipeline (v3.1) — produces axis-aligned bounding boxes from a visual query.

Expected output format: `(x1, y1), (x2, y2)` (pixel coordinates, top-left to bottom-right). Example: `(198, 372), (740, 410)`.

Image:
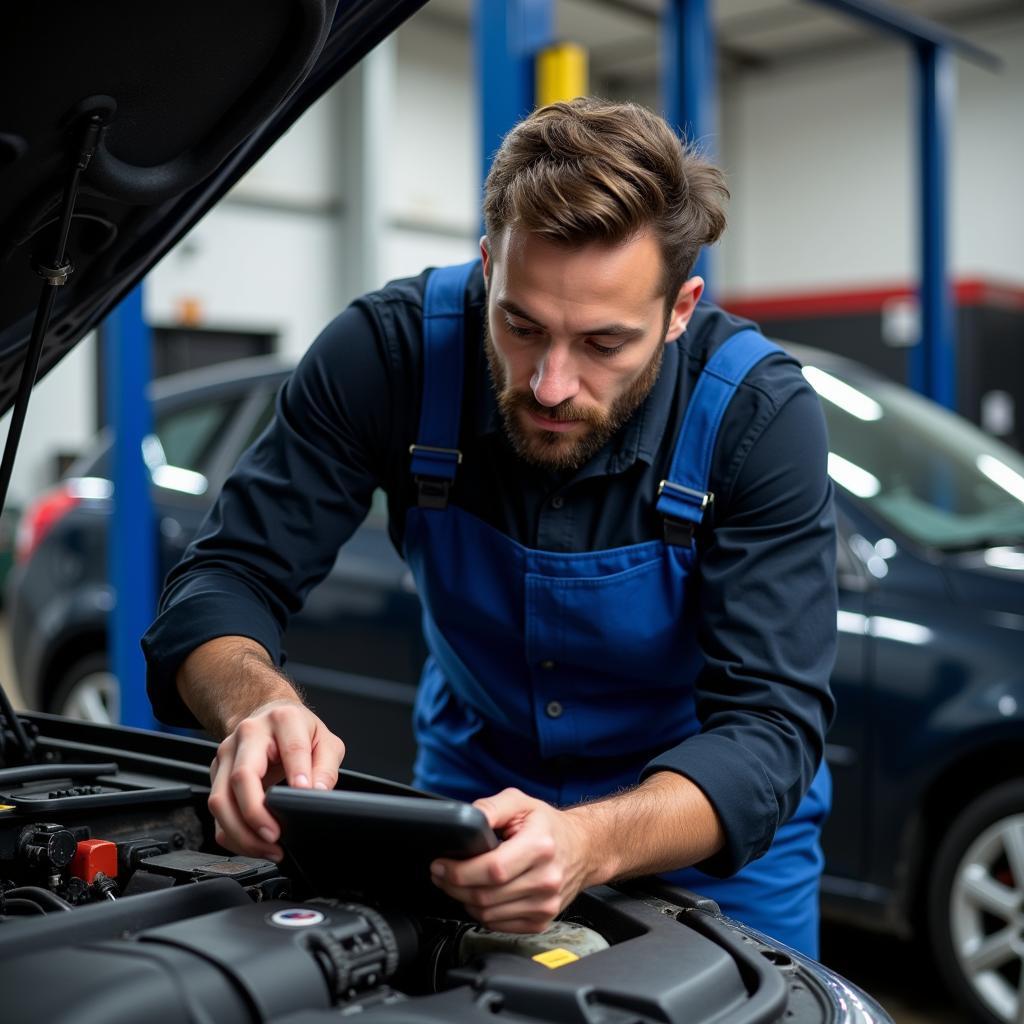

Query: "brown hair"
(483, 97), (728, 305)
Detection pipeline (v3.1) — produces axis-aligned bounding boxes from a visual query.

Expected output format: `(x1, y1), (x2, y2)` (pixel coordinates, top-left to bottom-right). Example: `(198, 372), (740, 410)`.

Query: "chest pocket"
(523, 543), (704, 693)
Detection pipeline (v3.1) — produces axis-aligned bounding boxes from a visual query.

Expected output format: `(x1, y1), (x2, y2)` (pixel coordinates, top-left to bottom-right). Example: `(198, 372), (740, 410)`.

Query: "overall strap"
(657, 328), (783, 545)
(409, 260), (479, 508)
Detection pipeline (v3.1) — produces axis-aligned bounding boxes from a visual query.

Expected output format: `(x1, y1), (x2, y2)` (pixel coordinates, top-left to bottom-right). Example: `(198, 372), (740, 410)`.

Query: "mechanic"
(142, 98), (836, 957)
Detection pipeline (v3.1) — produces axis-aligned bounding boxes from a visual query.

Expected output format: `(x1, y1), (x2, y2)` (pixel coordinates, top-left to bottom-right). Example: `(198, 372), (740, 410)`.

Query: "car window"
(804, 364), (1024, 551)
(239, 390), (277, 453)
(367, 487), (388, 527)
(155, 397), (242, 476)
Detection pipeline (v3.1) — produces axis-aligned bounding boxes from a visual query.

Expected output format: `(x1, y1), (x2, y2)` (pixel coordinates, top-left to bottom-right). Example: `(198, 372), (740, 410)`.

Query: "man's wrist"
(564, 804), (619, 888)
(176, 635), (302, 739)
(562, 771), (725, 889)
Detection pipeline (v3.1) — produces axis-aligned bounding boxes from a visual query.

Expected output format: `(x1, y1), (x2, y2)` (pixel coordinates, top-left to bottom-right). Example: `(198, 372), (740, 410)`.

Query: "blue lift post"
(103, 283), (159, 730)
(808, 0), (1000, 410)
(475, 0), (554, 193)
(915, 42), (956, 410)
(661, 0), (717, 291)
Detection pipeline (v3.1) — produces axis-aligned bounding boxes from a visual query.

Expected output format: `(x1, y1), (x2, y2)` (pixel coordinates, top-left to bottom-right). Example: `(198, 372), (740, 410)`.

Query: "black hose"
(6, 887), (73, 912)
(0, 898), (45, 916)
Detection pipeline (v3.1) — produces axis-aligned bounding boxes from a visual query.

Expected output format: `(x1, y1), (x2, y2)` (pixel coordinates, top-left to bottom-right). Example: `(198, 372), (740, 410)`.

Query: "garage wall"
(386, 14), (480, 278)
(0, 334), (97, 506)
(7, 5), (1022, 508)
(720, 11), (1024, 296)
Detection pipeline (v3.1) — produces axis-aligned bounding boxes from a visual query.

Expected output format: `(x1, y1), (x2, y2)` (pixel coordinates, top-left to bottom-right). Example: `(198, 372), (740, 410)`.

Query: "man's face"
(482, 227), (702, 471)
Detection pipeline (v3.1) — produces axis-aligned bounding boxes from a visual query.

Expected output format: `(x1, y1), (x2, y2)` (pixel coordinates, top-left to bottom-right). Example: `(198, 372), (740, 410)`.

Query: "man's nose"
(531, 344), (580, 408)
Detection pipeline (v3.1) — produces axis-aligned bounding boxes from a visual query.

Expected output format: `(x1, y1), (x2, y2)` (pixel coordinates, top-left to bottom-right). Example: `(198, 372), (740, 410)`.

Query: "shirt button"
(545, 700), (564, 719)
(550, 495), (564, 509)
(539, 659), (556, 670)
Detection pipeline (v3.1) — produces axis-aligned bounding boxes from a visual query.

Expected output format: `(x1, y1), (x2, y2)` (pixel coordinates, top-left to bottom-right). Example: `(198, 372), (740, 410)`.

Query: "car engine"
(0, 712), (884, 1024)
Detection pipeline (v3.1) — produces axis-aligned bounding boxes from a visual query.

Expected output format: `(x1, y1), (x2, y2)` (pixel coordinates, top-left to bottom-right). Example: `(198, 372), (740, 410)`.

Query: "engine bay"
(0, 713), (876, 1024)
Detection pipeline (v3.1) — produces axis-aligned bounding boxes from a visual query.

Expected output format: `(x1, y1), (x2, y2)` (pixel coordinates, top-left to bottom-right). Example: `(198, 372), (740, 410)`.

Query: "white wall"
(146, 202), (341, 363)
(719, 11), (1024, 295)
(952, 16), (1024, 282)
(0, 333), (97, 507)
(383, 15), (480, 281)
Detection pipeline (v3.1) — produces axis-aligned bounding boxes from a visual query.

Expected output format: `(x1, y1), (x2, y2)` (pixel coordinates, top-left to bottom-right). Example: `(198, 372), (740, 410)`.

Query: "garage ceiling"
(420, 0), (1016, 81)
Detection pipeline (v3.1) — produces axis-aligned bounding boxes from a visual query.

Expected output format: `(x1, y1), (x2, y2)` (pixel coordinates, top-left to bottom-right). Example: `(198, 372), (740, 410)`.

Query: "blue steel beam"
(104, 284), (159, 730)
(807, 0), (1001, 70)
(808, 0), (995, 410)
(913, 42), (957, 410)
(475, 0), (554, 193)
(661, 0), (717, 289)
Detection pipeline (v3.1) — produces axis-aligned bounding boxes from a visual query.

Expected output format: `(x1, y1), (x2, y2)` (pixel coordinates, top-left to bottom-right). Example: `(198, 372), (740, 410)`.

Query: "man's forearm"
(566, 771), (725, 887)
(176, 636), (303, 739)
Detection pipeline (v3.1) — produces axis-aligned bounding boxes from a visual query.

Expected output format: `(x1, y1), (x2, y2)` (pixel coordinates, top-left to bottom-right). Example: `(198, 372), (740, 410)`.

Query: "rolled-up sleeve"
(641, 376), (837, 876)
(142, 303), (396, 726)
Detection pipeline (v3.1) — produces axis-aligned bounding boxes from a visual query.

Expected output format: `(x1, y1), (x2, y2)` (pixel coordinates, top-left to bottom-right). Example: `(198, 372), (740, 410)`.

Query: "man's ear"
(480, 235), (491, 280)
(665, 276), (704, 343)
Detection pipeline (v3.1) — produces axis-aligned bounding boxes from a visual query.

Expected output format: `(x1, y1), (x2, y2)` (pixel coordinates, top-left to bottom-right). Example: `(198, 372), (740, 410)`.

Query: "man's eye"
(505, 321), (539, 338)
(588, 341), (626, 358)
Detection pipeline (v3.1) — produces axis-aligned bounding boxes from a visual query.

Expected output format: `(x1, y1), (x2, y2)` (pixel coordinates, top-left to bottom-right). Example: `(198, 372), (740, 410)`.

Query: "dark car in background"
(9, 356), (427, 777)
(9, 342), (1024, 1024)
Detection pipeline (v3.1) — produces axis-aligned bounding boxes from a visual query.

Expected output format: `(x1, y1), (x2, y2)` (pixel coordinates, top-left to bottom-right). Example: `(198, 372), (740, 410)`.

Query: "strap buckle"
(657, 480), (714, 510)
(409, 444), (463, 509)
(413, 476), (451, 509)
(409, 443), (463, 465)
(657, 480), (713, 547)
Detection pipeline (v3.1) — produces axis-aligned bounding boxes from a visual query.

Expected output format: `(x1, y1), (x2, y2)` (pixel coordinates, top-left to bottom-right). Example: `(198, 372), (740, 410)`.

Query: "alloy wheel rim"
(950, 813), (1024, 1023)
(61, 671), (120, 724)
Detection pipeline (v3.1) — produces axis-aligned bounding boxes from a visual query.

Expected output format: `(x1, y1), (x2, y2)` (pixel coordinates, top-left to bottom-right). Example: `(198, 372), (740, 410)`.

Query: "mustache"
(501, 389), (606, 427)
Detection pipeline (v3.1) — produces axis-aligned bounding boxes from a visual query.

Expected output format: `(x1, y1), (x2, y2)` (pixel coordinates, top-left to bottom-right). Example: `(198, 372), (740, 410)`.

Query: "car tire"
(49, 652), (120, 724)
(928, 780), (1024, 1024)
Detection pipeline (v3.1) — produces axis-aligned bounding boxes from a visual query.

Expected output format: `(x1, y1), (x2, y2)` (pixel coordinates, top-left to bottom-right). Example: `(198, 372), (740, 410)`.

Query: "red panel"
(722, 278), (1024, 320)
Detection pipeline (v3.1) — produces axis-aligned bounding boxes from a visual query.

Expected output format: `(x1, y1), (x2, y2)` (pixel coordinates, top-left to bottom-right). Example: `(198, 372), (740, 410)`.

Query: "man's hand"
(175, 636), (346, 861)
(430, 773), (725, 933)
(207, 698), (346, 861)
(430, 788), (596, 933)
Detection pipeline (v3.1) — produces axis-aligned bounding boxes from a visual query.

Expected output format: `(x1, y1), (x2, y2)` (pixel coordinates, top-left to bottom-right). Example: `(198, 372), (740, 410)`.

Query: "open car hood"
(0, 0), (427, 415)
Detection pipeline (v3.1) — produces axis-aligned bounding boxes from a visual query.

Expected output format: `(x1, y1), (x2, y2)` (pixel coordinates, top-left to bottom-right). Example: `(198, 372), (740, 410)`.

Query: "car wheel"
(929, 780), (1024, 1024)
(49, 653), (120, 724)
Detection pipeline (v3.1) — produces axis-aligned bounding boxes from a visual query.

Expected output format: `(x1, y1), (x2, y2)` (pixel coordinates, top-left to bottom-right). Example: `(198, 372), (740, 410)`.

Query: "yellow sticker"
(531, 948), (580, 970)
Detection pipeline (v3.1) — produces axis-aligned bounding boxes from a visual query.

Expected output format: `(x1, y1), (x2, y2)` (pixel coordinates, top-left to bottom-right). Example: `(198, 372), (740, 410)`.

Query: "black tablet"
(266, 785), (499, 910)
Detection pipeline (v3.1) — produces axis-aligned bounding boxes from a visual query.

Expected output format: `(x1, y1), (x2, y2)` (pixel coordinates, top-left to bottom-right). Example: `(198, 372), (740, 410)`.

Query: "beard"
(484, 322), (665, 473)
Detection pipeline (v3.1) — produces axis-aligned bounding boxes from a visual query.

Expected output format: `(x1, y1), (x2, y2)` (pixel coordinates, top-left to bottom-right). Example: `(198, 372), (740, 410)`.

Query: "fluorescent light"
(984, 548), (1024, 572)
(874, 538), (898, 560)
(66, 477), (113, 500)
(141, 433), (167, 471)
(977, 454), (1024, 504)
(837, 611), (869, 635)
(869, 616), (933, 645)
(152, 465), (208, 495)
(828, 453), (881, 498)
(802, 366), (883, 421)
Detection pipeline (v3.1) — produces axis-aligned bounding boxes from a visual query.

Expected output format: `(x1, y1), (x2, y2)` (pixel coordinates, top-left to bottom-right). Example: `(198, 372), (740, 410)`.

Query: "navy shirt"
(142, 264), (837, 875)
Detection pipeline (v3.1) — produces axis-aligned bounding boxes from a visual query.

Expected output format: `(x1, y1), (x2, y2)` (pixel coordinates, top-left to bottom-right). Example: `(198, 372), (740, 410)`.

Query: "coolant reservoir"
(457, 920), (609, 968)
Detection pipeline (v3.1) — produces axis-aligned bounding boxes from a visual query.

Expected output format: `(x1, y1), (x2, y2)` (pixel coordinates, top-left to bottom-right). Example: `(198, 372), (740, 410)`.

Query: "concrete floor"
(0, 616), (968, 1022)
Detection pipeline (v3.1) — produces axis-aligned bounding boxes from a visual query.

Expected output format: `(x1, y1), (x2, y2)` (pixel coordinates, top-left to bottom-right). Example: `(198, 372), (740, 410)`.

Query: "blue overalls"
(403, 262), (831, 957)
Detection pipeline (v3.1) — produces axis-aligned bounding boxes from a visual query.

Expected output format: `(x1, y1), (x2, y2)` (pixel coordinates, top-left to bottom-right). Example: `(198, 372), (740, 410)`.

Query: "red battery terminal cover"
(71, 838), (118, 883)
